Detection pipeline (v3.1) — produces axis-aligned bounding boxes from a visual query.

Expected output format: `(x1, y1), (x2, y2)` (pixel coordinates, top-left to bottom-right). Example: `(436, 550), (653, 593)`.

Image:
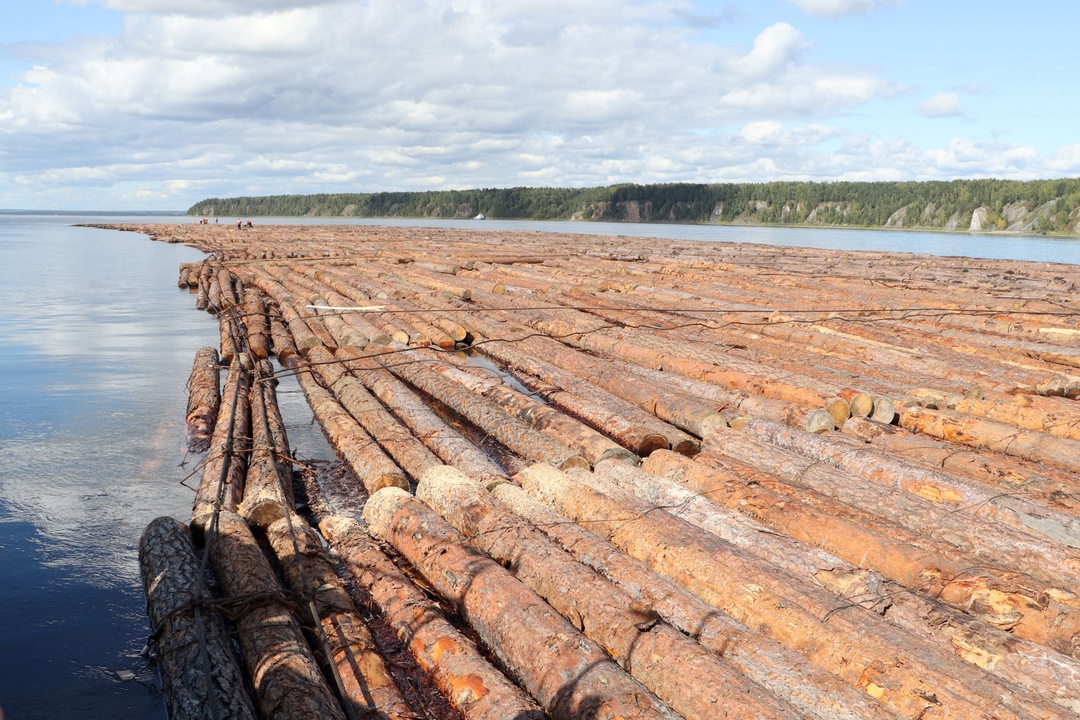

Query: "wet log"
(747, 418), (1080, 549)
(206, 511), (348, 720)
(185, 347), (221, 454)
(372, 343), (589, 471)
(635, 451), (1080, 711)
(242, 289), (271, 360)
(265, 515), (415, 719)
(333, 347), (509, 486)
(219, 312), (238, 364)
(516, 463), (1069, 720)
(307, 345), (442, 481)
(318, 515), (546, 720)
(139, 517), (259, 720)
(486, 482), (902, 720)
(192, 357), (251, 532)
(416, 465), (800, 720)
(238, 363), (294, 529)
(292, 359), (409, 494)
(269, 312), (300, 369)
(363, 487), (682, 720)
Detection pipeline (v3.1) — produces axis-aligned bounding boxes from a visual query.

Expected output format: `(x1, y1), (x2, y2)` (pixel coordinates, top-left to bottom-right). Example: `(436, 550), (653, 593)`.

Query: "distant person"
(215, 217), (219, 223)
(246, 219), (253, 227)
(237, 219), (242, 229)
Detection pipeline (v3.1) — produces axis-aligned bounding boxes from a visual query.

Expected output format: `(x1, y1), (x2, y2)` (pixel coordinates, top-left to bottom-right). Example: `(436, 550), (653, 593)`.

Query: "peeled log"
(516, 464), (1067, 720)
(206, 512), (347, 720)
(318, 515), (546, 720)
(363, 487), (682, 720)
(139, 517), (258, 720)
(185, 347), (220, 453)
(487, 482), (902, 720)
(416, 465), (800, 720)
(265, 515), (414, 719)
(192, 358), (251, 532)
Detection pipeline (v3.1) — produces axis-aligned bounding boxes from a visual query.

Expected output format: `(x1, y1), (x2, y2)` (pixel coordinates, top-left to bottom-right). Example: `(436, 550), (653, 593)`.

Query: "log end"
(239, 497), (288, 531)
(825, 397), (851, 427)
(847, 392), (874, 418)
(362, 486), (413, 541)
(596, 446), (640, 466)
(671, 436), (701, 457)
(634, 433), (670, 457)
(870, 395), (897, 424)
(367, 471), (411, 495)
(557, 454), (591, 471)
(804, 409), (837, 434)
(698, 412), (728, 437)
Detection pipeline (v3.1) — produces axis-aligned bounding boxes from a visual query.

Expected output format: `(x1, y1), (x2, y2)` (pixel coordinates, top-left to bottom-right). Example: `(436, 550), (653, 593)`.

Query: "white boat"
(473, 213), (486, 220)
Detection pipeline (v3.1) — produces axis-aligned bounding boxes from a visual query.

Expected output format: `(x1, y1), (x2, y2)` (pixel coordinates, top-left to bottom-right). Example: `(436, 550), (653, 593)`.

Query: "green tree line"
(189, 179), (1080, 233)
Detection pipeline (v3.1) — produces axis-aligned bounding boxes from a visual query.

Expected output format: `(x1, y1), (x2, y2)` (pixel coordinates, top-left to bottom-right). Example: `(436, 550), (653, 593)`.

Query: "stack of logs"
(128, 221), (1080, 720)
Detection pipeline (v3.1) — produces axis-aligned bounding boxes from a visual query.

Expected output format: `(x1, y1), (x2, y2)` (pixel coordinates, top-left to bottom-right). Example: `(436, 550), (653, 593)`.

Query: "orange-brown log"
(319, 514), (545, 719)
(265, 515), (415, 719)
(242, 289), (271, 359)
(640, 450), (1080, 713)
(206, 512), (347, 720)
(363, 487), (682, 720)
(292, 359), (408, 493)
(192, 357), (251, 532)
(416, 465), (800, 720)
(516, 463), (1068, 720)
(185, 346), (220, 453)
(238, 363), (294, 529)
(486, 481), (902, 720)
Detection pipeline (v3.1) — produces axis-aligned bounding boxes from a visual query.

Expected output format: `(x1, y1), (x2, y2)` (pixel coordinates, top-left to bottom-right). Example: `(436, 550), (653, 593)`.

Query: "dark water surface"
(0, 214), (1077, 719)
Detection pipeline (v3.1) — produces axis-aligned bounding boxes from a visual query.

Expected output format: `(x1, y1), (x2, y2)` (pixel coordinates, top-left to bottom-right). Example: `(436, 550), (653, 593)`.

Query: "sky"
(1, 0), (1077, 210)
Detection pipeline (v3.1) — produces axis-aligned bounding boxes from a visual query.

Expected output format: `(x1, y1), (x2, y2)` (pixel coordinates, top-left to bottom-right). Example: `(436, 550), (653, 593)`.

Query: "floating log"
(139, 517), (258, 720)
(416, 465), (800, 720)
(206, 511), (347, 720)
(242, 289), (271, 360)
(185, 347), (220, 454)
(192, 357), (251, 532)
(265, 515), (415, 719)
(363, 487), (682, 720)
(318, 514), (546, 720)
(292, 358), (408, 494)
(515, 464), (1066, 720)
(238, 362), (294, 529)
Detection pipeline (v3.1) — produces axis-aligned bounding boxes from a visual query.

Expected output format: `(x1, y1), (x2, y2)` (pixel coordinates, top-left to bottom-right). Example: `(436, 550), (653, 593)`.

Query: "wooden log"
(334, 347), (509, 486)
(748, 418), (1080, 549)
(515, 463), (1070, 720)
(373, 343), (590, 471)
(139, 517), (259, 720)
(265, 515), (415, 719)
(416, 465), (801, 720)
(269, 312), (300, 369)
(421, 356), (638, 466)
(206, 512), (348, 720)
(218, 312), (238, 364)
(307, 345), (442, 481)
(319, 515), (545, 720)
(898, 402), (1080, 473)
(841, 416), (1080, 513)
(185, 346), (220, 454)
(292, 359), (409, 494)
(242, 289), (271, 360)
(701, 426), (1080, 591)
(363, 487), (682, 720)
(192, 357), (251, 532)
(640, 450), (1080, 714)
(238, 363), (294, 529)
(486, 482), (903, 720)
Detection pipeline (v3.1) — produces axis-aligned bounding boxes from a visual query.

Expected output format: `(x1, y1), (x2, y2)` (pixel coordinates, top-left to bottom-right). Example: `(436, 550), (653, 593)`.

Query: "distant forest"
(188, 179), (1080, 233)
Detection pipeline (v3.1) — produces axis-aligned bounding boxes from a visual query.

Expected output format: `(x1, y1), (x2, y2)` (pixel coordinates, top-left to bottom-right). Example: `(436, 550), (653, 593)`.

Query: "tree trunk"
(185, 346), (220, 454)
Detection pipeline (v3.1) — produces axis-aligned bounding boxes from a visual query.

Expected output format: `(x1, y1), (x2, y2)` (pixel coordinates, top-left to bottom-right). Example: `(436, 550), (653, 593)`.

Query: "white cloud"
(916, 91), (963, 118)
(731, 22), (809, 79)
(786, 0), (899, 18)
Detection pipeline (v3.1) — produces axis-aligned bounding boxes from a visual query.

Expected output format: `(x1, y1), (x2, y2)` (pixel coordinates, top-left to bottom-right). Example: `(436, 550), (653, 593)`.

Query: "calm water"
(0, 213), (1077, 719)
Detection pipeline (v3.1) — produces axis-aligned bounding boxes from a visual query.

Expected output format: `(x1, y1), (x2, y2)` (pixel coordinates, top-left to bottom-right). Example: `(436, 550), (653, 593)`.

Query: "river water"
(0, 213), (1077, 719)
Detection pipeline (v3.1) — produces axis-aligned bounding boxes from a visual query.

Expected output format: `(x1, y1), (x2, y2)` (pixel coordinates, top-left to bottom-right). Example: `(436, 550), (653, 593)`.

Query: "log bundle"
(123, 221), (1080, 718)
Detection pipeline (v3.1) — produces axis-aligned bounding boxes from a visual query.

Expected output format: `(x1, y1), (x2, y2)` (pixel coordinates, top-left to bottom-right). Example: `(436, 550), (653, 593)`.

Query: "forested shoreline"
(189, 179), (1080, 234)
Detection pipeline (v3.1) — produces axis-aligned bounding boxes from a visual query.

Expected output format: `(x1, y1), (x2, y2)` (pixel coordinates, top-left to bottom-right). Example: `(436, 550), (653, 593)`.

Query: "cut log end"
(870, 395), (897, 424)
(804, 409), (837, 434)
(825, 397), (851, 427)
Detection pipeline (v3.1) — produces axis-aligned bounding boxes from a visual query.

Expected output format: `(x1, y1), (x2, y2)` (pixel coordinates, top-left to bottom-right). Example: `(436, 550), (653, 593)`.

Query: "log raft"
(121, 222), (1080, 718)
